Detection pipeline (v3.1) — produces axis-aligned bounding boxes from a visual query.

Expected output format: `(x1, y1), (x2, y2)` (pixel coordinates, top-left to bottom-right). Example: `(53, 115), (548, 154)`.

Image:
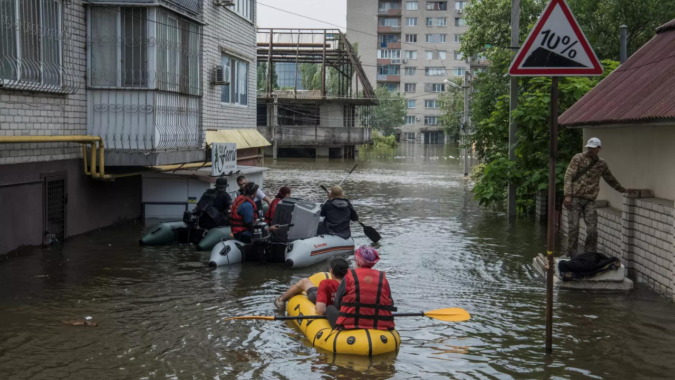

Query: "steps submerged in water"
(532, 254), (634, 290)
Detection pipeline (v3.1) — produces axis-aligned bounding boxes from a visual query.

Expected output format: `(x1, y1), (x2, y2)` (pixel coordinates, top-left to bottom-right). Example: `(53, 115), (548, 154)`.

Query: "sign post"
(211, 143), (237, 177)
(508, 0), (603, 353)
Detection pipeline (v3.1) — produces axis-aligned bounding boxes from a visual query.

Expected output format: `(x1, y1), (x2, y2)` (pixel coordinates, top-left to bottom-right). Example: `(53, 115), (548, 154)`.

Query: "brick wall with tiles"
(201, 0), (258, 140)
(0, 0), (87, 165)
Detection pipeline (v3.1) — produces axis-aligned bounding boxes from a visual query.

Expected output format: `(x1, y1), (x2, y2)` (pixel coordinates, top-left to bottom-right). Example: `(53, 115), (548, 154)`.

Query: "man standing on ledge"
(563, 137), (633, 257)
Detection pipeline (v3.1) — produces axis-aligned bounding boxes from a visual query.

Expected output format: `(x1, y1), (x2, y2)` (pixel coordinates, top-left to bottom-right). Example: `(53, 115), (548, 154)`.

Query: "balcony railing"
(257, 126), (373, 146)
(377, 74), (401, 82)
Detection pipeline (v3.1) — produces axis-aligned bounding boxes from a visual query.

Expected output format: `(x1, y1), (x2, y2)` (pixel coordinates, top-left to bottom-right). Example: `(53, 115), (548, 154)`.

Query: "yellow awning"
(206, 129), (271, 149)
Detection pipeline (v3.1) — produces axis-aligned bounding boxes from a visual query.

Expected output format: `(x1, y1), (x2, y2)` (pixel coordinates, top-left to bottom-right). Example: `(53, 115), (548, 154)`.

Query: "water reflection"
(0, 143), (674, 379)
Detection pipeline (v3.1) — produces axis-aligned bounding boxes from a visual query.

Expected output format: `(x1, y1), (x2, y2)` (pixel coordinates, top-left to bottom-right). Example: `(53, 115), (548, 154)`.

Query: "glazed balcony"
(377, 25), (402, 33)
(377, 75), (401, 82)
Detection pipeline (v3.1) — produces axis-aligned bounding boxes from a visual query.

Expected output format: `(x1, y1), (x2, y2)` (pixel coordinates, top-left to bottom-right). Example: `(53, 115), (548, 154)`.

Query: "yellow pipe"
(151, 162), (212, 172)
(0, 136), (104, 144)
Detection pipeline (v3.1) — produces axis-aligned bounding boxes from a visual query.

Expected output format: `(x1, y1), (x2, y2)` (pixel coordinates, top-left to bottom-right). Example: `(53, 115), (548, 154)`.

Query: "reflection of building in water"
(276, 63), (304, 90)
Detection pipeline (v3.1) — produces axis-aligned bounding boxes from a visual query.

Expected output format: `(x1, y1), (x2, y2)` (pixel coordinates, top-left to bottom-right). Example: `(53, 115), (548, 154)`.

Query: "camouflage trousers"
(566, 198), (598, 256)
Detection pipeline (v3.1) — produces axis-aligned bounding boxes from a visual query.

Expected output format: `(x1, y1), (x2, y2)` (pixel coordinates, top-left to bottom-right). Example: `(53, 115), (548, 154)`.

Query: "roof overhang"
(563, 119), (675, 129)
(206, 129), (271, 149)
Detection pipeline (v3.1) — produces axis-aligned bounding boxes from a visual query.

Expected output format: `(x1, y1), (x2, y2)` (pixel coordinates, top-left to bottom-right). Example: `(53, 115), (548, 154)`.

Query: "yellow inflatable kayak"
(286, 272), (401, 356)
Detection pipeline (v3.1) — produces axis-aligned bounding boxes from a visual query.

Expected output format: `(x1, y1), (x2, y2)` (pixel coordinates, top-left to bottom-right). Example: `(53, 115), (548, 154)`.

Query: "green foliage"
(360, 87), (407, 136)
(371, 130), (399, 148)
(439, 77), (464, 142)
(300, 63), (320, 90)
(256, 62), (279, 92)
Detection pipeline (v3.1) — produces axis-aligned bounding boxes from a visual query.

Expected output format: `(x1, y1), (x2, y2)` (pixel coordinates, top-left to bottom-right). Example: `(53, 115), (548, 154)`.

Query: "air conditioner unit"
(402, 59), (408, 63)
(457, 9), (463, 13)
(211, 65), (229, 86)
(416, 117), (420, 121)
(214, 0), (235, 6)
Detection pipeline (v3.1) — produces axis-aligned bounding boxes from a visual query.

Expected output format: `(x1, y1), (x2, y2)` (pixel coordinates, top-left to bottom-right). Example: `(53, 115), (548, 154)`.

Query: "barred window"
(221, 54), (249, 106)
(0, 0), (62, 87)
(88, 7), (201, 95)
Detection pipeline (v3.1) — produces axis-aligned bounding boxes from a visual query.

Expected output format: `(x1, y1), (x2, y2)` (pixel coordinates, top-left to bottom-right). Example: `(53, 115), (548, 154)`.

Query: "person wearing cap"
(317, 186), (359, 239)
(326, 246), (396, 330)
(265, 186), (291, 224)
(230, 182), (260, 243)
(274, 258), (349, 313)
(563, 137), (634, 257)
(193, 176), (232, 230)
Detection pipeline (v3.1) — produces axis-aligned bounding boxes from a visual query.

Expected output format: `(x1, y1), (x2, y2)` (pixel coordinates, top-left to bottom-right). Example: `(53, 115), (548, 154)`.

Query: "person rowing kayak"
(317, 186), (358, 239)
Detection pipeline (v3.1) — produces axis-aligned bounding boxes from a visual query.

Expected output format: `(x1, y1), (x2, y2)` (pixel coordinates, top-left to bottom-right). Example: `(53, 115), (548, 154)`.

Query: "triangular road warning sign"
(509, 0), (603, 76)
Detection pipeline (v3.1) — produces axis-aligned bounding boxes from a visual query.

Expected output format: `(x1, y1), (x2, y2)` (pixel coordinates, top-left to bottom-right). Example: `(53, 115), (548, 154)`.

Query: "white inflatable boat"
(208, 234), (355, 268)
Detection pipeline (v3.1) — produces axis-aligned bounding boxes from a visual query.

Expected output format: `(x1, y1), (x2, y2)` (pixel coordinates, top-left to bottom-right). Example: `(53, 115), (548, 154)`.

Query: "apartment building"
(0, 0), (261, 255)
(346, 0), (470, 143)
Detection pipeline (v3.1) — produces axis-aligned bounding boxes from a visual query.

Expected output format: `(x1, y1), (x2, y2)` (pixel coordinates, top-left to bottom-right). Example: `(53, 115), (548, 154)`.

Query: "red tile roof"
(559, 20), (675, 127)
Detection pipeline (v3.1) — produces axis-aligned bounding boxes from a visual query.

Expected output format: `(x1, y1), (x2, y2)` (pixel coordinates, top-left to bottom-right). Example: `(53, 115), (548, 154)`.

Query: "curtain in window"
(221, 55), (231, 103)
(238, 61), (247, 105)
(20, 0), (42, 83)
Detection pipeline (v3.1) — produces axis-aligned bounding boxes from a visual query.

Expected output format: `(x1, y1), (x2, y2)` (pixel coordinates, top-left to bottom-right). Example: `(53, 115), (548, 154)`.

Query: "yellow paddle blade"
(223, 316), (275, 321)
(423, 308), (471, 322)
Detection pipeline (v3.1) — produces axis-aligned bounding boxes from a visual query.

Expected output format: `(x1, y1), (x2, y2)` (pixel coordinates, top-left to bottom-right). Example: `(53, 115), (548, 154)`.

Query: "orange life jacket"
(265, 198), (282, 224)
(230, 195), (257, 234)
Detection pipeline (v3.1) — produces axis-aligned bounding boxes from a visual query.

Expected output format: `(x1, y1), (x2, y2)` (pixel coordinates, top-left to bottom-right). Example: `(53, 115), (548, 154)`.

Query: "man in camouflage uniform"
(563, 138), (633, 257)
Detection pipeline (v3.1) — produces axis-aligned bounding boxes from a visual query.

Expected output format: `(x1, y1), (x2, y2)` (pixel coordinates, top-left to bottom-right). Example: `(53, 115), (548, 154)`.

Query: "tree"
(256, 62), (278, 93)
(439, 77), (465, 142)
(300, 63), (320, 90)
(360, 87), (406, 136)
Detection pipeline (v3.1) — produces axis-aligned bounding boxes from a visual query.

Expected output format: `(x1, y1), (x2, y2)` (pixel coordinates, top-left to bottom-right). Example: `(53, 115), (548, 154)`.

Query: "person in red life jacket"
(230, 182), (259, 243)
(265, 186), (291, 225)
(326, 246), (396, 330)
(273, 258), (349, 313)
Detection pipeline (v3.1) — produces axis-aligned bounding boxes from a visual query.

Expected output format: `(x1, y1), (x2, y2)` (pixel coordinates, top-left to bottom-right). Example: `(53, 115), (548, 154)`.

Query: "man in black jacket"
(193, 176), (232, 230)
(318, 186), (358, 239)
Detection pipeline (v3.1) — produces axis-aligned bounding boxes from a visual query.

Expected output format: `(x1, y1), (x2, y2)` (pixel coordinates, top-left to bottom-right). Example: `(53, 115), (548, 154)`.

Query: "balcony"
(377, 75), (401, 82)
(379, 8), (402, 16)
(257, 126), (373, 146)
(377, 25), (402, 33)
(87, 0), (202, 20)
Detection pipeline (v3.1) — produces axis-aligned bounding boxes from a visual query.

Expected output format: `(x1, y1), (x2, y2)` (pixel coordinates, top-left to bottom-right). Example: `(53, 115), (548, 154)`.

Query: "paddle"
(224, 307), (470, 323)
(338, 164), (359, 187)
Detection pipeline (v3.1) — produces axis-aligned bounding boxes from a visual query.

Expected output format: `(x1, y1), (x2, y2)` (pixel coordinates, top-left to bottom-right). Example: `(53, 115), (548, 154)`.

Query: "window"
(379, 1), (402, 12)
(404, 83), (417, 92)
(405, 67), (417, 75)
(378, 65), (400, 75)
(406, 1), (418, 10)
(89, 7), (201, 94)
(380, 34), (400, 44)
(233, 0), (253, 22)
(221, 53), (249, 106)
(378, 49), (402, 59)
(454, 51), (465, 60)
(405, 51), (418, 59)
(426, 18), (433, 27)
(426, 34), (447, 43)
(406, 17), (418, 26)
(426, 1), (448, 10)
(425, 100), (440, 108)
(426, 51), (433, 60)
(405, 117), (416, 125)
(380, 18), (401, 26)
(437, 18), (447, 26)
(382, 83), (399, 92)
(454, 34), (462, 43)
(455, 18), (467, 27)
(1, 0), (63, 87)
(431, 83), (446, 92)
(455, 1), (466, 10)
(425, 67), (446, 76)
(406, 34), (418, 43)
(454, 67), (466, 76)
(439, 51), (447, 60)
(407, 99), (416, 108)
(424, 116), (440, 125)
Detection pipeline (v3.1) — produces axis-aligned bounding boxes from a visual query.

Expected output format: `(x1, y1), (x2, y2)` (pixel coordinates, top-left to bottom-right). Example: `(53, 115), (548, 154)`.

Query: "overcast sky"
(257, 0), (348, 30)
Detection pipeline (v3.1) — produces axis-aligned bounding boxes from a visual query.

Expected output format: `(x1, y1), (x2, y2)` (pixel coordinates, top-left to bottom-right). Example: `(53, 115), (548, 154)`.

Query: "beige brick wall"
(0, 0), (87, 165)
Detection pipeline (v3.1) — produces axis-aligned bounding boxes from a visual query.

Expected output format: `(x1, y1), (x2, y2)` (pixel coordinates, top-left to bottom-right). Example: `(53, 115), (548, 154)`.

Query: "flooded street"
(1, 143), (675, 380)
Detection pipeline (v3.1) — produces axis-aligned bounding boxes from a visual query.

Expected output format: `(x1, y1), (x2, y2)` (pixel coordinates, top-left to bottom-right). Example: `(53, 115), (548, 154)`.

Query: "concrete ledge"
(104, 149), (206, 166)
(532, 254), (634, 290)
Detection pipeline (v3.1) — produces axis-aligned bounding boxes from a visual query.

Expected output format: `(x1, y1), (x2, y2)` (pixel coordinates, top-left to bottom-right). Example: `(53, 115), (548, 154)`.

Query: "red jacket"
(265, 198), (282, 224)
(230, 195), (257, 234)
(336, 268), (396, 330)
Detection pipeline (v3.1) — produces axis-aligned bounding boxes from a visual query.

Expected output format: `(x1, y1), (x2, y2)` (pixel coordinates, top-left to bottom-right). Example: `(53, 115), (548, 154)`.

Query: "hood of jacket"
(330, 198), (350, 209)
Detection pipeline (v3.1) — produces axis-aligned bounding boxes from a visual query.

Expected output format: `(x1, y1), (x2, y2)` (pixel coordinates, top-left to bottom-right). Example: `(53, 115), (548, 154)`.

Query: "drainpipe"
(620, 25), (628, 64)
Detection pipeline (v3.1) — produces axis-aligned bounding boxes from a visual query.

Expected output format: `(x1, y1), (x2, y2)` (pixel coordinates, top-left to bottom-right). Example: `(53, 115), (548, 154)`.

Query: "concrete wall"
(0, 0), (87, 165)
(346, 0), (379, 88)
(202, 0), (258, 133)
(320, 103), (345, 128)
(583, 126), (675, 209)
(0, 159), (141, 255)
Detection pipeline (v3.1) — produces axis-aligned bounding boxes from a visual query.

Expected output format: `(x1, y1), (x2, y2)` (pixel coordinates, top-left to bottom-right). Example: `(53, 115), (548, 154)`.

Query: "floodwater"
(1, 143), (675, 380)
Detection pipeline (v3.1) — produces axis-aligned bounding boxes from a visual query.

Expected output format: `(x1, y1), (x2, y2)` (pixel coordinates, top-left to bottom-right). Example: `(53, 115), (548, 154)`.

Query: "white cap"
(585, 137), (601, 148)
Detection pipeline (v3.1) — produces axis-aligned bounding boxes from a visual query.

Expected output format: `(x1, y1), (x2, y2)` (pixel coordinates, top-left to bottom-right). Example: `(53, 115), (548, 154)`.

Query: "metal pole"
(620, 25), (628, 64)
(273, 94), (278, 160)
(267, 29), (274, 96)
(508, 0), (520, 217)
(322, 29), (327, 99)
(463, 70), (470, 177)
(546, 77), (559, 353)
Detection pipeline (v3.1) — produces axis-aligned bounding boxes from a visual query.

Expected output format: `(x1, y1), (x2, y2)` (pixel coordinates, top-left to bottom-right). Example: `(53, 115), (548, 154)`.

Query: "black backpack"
(558, 252), (621, 281)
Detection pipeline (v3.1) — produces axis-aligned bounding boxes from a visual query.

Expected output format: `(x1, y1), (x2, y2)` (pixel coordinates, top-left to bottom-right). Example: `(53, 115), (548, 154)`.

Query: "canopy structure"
(206, 129), (271, 149)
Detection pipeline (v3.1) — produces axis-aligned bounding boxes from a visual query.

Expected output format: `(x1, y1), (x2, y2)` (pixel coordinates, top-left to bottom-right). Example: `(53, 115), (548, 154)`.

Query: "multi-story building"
(0, 0), (263, 255)
(346, 0), (470, 143)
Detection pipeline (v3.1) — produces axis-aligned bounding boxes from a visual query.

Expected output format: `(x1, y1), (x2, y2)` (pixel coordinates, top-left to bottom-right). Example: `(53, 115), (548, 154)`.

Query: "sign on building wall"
(211, 143), (237, 176)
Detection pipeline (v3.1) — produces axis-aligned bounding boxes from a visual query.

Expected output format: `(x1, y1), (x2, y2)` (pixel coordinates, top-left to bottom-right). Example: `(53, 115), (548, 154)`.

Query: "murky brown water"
(1, 143), (675, 380)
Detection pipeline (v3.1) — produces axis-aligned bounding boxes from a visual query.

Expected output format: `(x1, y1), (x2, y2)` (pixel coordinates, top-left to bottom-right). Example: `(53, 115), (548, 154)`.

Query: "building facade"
(346, 0), (470, 143)
(0, 0), (260, 255)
